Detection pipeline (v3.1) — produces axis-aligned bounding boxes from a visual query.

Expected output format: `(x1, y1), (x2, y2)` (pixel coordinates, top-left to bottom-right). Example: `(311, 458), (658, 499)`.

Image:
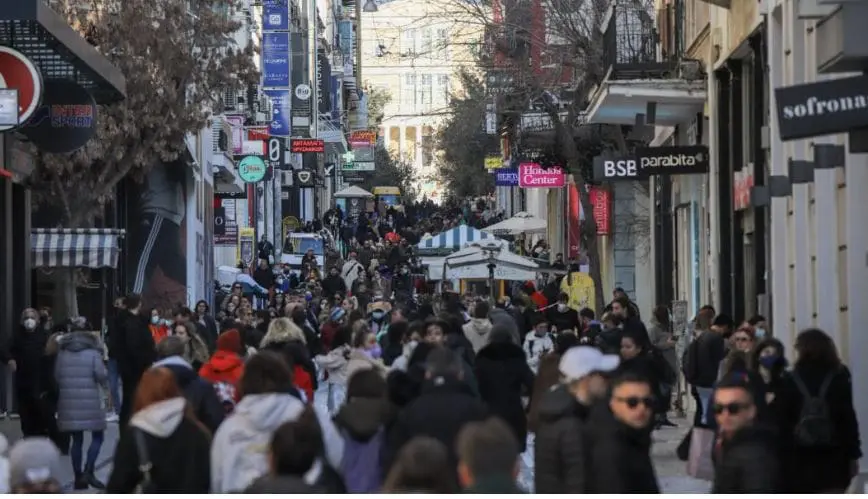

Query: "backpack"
(791, 368), (839, 447)
(213, 381), (237, 413)
(340, 429), (384, 493)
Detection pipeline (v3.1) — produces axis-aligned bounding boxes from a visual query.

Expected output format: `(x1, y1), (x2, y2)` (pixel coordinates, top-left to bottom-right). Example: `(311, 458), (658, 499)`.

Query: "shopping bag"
(686, 427), (715, 480)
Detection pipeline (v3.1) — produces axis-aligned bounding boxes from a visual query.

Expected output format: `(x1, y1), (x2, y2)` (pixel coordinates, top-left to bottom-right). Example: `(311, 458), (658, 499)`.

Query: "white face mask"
(557, 303), (568, 312)
(23, 318), (37, 330)
(755, 328), (766, 339)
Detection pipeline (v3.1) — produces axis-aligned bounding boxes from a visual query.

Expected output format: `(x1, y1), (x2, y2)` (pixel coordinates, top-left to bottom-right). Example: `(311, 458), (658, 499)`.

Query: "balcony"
(585, 0), (706, 127)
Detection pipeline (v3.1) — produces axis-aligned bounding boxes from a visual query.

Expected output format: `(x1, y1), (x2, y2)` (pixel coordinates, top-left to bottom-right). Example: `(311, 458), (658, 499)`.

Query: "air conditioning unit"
(211, 117), (233, 154)
(222, 88), (239, 111)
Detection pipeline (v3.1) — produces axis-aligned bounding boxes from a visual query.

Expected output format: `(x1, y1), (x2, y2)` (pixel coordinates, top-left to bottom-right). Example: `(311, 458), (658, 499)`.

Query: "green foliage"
(359, 145), (416, 201)
(436, 69), (497, 198)
(366, 86), (391, 128)
(33, 0), (258, 226)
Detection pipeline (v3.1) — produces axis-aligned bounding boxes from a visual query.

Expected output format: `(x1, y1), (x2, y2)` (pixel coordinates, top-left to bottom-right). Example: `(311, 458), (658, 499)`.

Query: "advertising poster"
(126, 160), (188, 309)
(265, 89), (291, 136)
(237, 227), (256, 268)
(262, 32), (290, 88)
(560, 272), (596, 312)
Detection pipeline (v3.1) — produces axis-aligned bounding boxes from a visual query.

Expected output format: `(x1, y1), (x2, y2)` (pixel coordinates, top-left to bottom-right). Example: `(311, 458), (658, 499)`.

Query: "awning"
(0, 0), (126, 103)
(318, 116), (347, 154)
(31, 228), (125, 268)
(417, 224), (496, 251)
(585, 77), (706, 126)
(334, 185), (373, 198)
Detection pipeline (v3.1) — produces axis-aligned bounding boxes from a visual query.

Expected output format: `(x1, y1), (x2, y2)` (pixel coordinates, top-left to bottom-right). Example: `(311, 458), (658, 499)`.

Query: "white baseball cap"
(559, 346), (620, 382)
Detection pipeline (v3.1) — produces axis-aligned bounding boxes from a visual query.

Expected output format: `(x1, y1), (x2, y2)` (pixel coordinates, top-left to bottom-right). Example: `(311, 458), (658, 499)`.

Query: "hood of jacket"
(203, 350), (244, 375)
(59, 331), (100, 353)
(234, 393), (306, 433)
(464, 318), (492, 337)
(153, 355), (198, 388)
(333, 397), (393, 442)
(130, 396), (187, 438)
(476, 341), (525, 362)
(538, 383), (590, 422)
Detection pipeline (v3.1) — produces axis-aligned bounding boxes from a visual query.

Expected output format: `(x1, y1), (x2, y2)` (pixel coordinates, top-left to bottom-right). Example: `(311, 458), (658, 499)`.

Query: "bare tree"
(34, 0), (258, 316)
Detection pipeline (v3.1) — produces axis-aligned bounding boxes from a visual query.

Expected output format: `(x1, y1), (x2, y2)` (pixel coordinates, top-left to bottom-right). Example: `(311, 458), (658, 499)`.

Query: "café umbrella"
(483, 211), (547, 235)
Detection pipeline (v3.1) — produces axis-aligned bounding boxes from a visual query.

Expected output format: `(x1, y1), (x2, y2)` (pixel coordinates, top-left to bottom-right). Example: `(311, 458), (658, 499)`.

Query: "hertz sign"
(290, 138), (325, 153)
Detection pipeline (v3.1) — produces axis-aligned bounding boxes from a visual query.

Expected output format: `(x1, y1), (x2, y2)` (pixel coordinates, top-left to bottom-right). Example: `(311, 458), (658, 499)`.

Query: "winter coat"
(774, 363), (861, 493)
(210, 393), (344, 493)
(154, 356), (225, 434)
(462, 318), (493, 353)
(333, 396), (395, 493)
(585, 403), (659, 493)
(10, 325), (52, 397)
(199, 350), (245, 393)
(115, 312), (157, 383)
(260, 322), (318, 391)
(688, 330), (725, 388)
(546, 307), (580, 333)
(245, 475), (325, 493)
(523, 333), (555, 373)
(527, 353), (561, 433)
(54, 332), (108, 432)
(346, 349), (387, 381)
(534, 384), (590, 493)
(315, 345), (351, 385)
(182, 332), (210, 371)
(465, 476), (525, 493)
(106, 397), (210, 493)
(647, 319), (677, 377)
(389, 341), (418, 373)
(712, 425), (781, 493)
(474, 342), (534, 450)
(196, 314), (219, 353)
(489, 308), (521, 345)
(382, 378), (488, 481)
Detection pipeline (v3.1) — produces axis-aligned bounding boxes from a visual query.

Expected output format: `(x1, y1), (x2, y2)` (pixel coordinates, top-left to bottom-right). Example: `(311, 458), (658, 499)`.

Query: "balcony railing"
(601, 0), (659, 71)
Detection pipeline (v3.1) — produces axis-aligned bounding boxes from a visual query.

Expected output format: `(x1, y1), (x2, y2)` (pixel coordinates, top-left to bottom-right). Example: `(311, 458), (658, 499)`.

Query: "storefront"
(712, 27), (768, 321)
(0, 0), (125, 337)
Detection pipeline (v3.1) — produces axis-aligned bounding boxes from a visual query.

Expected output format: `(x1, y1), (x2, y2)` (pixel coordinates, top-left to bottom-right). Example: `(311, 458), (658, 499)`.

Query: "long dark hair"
(652, 305), (670, 327)
(794, 328), (841, 369)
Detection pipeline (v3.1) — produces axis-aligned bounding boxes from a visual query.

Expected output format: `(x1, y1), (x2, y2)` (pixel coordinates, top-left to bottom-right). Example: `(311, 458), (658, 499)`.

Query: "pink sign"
(518, 162), (566, 188)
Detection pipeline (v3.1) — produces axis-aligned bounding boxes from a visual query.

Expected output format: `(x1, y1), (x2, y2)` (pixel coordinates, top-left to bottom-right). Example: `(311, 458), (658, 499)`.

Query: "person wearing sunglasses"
(710, 375), (780, 493)
(585, 371), (659, 493)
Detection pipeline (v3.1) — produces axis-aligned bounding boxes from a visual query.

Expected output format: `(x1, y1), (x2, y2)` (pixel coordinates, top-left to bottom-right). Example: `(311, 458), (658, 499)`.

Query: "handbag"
(686, 427), (715, 481)
(133, 429), (157, 493)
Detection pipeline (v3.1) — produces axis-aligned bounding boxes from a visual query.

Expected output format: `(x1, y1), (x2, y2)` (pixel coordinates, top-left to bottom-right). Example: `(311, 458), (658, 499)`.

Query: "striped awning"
(417, 224), (495, 250)
(31, 228), (125, 269)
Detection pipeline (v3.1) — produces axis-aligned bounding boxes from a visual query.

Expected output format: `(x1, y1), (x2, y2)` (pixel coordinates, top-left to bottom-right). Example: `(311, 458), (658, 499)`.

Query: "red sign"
(0, 46), (43, 131)
(733, 169), (754, 211)
(290, 138), (325, 153)
(348, 130), (377, 147)
(246, 127), (269, 141)
(567, 183), (580, 259)
(589, 186), (611, 235)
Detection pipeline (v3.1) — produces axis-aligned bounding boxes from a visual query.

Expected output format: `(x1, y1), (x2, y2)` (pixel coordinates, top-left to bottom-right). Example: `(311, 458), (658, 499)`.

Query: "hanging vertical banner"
(589, 186), (611, 235)
(567, 182), (580, 260)
(262, 32), (290, 87)
(262, 0), (289, 30)
(265, 89), (291, 137)
(317, 50), (332, 115)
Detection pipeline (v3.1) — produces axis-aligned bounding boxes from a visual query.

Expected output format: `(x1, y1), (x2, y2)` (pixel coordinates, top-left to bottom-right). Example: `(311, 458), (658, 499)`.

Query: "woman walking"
(54, 330), (108, 490)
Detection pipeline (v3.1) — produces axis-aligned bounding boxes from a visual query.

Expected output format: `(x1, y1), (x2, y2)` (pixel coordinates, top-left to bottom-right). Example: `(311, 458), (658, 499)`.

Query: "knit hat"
(8, 438), (62, 488)
(217, 329), (242, 353)
(330, 307), (346, 322)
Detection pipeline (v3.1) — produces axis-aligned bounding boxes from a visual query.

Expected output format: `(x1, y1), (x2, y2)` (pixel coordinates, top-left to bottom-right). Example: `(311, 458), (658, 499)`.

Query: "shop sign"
(592, 155), (639, 181)
(493, 168), (518, 186)
(247, 127), (269, 141)
(0, 89), (18, 126)
(0, 46), (43, 132)
(241, 140), (265, 156)
(588, 186), (611, 235)
(518, 162), (565, 188)
(343, 161), (375, 171)
(238, 155), (267, 183)
(775, 75), (868, 141)
(294, 169), (315, 187)
(290, 138), (324, 153)
(634, 146), (709, 176)
(348, 130), (376, 147)
(733, 168), (754, 211)
(484, 156), (501, 170)
(22, 80), (97, 153)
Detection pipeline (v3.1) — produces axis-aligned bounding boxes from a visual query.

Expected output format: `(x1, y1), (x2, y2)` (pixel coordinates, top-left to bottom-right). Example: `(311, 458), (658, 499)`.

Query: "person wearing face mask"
(535, 346), (620, 493)
(747, 315), (768, 340)
(368, 302), (391, 341)
(148, 308), (170, 345)
(346, 321), (387, 381)
(523, 316), (555, 374)
(7, 309), (53, 438)
(749, 338), (787, 408)
(546, 293), (580, 334)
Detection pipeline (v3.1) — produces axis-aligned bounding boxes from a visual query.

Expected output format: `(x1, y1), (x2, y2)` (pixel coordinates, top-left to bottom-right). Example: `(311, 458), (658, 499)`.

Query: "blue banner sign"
(262, 32), (290, 87)
(494, 168), (519, 186)
(263, 32), (289, 53)
(266, 89), (291, 136)
(263, 4), (289, 31)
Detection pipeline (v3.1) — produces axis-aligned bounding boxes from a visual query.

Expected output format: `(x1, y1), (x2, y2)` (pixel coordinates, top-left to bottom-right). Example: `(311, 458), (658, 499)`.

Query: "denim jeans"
(106, 360), (121, 414)
(70, 430), (104, 474)
(695, 386), (714, 426)
(326, 382), (346, 415)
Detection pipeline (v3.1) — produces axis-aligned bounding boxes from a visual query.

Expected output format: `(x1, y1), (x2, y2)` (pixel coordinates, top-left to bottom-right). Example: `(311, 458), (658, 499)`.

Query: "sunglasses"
(614, 396), (655, 409)
(713, 402), (752, 415)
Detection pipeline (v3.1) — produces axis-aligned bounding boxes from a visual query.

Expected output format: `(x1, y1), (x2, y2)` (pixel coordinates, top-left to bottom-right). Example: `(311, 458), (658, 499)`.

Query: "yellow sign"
(484, 156), (501, 170)
(237, 227), (256, 266)
(560, 272), (596, 313)
(373, 186), (401, 195)
(282, 216), (300, 242)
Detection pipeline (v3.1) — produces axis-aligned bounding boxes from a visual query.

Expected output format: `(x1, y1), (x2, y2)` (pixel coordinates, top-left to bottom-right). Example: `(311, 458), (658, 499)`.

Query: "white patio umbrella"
(483, 211), (547, 235)
(333, 186), (374, 198)
(443, 240), (539, 281)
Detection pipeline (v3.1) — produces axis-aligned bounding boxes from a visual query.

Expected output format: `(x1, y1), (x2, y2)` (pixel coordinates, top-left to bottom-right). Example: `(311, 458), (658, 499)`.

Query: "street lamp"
(362, 0), (378, 12)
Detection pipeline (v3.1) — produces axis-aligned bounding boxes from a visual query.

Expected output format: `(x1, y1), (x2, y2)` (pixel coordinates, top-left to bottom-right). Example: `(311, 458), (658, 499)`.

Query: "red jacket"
(294, 365), (314, 402)
(199, 351), (245, 401)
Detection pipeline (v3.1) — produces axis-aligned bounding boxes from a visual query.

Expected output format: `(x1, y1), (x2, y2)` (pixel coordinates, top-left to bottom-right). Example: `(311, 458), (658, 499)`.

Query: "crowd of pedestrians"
(0, 198), (861, 493)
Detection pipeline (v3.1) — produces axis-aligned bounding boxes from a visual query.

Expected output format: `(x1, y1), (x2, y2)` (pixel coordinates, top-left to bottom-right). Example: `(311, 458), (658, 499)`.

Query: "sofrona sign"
(774, 74), (868, 141)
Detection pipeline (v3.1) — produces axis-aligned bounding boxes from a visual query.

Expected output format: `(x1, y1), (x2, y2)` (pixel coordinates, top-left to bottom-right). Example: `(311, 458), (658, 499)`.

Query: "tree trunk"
(53, 268), (80, 319)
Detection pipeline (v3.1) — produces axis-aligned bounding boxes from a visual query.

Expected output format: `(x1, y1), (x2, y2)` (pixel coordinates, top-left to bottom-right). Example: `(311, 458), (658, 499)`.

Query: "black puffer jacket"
(585, 403), (659, 493)
(712, 425), (780, 493)
(474, 341), (534, 451)
(534, 385), (591, 493)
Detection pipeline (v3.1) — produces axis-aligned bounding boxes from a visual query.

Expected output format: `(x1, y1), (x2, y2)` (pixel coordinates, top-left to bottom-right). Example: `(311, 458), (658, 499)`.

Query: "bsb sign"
(592, 146), (709, 181)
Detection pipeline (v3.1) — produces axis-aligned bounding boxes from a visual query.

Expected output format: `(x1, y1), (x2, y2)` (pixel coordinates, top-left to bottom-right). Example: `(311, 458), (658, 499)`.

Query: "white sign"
(241, 140), (265, 156)
(295, 84), (311, 100)
(343, 161), (375, 171)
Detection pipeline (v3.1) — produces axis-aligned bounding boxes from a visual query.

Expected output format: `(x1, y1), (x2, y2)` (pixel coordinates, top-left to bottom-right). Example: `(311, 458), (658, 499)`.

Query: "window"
(402, 28), (416, 55)
(436, 74), (450, 105)
(436, 28), (449, 60)
(420, 28), (433, 57)
(417, 74), (432, 111)
(403, 73), (416, 111)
